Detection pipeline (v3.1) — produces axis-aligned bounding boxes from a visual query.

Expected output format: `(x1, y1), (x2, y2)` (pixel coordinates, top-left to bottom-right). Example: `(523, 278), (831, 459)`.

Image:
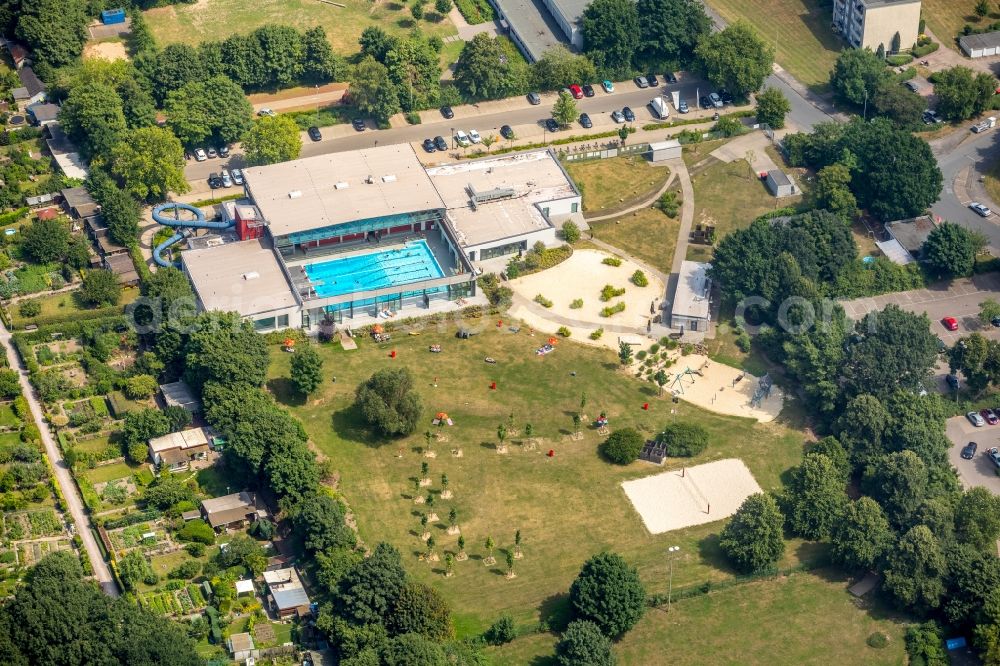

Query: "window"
(571, 202), (579, 213)
(253, 317), (276, 332)
(277, 314), (289, 328)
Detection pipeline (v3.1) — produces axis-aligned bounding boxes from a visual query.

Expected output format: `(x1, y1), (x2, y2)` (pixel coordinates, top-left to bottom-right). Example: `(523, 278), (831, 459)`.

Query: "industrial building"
(832, 0), (920, 52)
(175, 145), (580, 332)
(487, 0), (585, 61)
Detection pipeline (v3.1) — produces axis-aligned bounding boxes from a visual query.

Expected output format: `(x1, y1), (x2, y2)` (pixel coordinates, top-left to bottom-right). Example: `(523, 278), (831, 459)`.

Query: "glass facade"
(275, 210), (443, 258)
(480, 240), (526, 260)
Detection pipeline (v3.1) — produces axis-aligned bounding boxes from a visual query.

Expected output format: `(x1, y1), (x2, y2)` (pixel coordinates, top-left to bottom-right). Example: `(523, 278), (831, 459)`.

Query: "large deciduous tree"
(830, 497), (892, 571)
(695, 21), (773, 98)
(873, 79), (925, 128)
(531, 46), (597, 92)
(111, 126), (189, 202)
(88, 171), (142, 247)
(15, 0), (88, 68)
(923, 222), (985, 279)
(152, 43), (205, 103)
(184, 312), (270, 391)
(79, 269), (121, 307)
(303, 27), (347, 83)
(568, 552), (645, 637)
(453, 33), (529, 101)
(59, 83), (128, 160)
(862, 450), (928, 528)
(291, 345), (324, 396)
(552, 91), (579, 127)
(755, 87), (791, 128)
(581, 0), (640, 79)
(20, 218), (69, 264)
(350, 56), (402, 124)
(555, 620), (616, 666)
(242, 115), (303, 166)
(955, 487), (1000, 552)
(934, 66), (997, 122)
(882, 525), (947, 614)
(844, 304), (938, 399)
(719, 493), (784, 573)
(255, 25), (305, 88)
(635, 0), (711, 70)
(781, 453), (847, 539)
(829, 47), (889, 107)
(166, 75), (254, 148)
(286, 492), (356, 555)
(811, 162), (857, 222)
(337, 542), (408, 626)
(354, 368), (423, 437)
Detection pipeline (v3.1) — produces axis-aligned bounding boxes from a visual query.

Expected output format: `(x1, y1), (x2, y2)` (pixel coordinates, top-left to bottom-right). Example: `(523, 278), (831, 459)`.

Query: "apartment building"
(832, 0), (921, 52)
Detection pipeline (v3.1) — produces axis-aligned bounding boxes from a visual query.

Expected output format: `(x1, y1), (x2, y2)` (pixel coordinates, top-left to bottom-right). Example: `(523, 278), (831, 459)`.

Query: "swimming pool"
(304, 240), (445, 299)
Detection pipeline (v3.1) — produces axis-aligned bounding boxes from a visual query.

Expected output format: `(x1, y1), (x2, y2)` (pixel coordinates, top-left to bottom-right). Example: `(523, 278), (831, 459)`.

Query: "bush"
(589, 328), (603, 340)
(18, 300), (40, 318)
(569, 552), (646, 637)
(657, 191), (680, 218)
(185, 542), (205, 557)
(485, 613), (517, 645)
(569, 298), (583, 309)
(405, 112), (421, 125)
(912, 41), (939, 57)
(885, 53), (914, 66)
(735, 331), (751, 352)
(168, 560), (202, 580)
(601, 256), (622, 267)
(555, 620), (614, 666)
(599, 285), (625, 302)
(599, 303), (626, 317)
(561, 221), (581, 243)
(630, 270), (648, 287)
(656, 421), (709, 457)
(557, 326), (571, 337)
(867, 632), (889, 649)
(123, 374), (158, 400)
(600, 428), (644, 465)
(177, 519), (215, 545)
(534, 294), (553, 308)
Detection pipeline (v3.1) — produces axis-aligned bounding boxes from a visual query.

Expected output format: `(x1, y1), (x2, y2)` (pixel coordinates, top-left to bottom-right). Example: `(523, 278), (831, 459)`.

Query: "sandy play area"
(507, 249), (663, 349)
(83, 41), (128, 62)
(661, 354), (784, 422)
(622, 458), (763, 534)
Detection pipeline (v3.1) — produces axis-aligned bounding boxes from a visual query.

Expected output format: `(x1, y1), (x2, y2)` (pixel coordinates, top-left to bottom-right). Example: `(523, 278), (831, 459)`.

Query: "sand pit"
(83, 41), (128, 62)
(661, 354), (783, 422)
(622, 458), (762, 534)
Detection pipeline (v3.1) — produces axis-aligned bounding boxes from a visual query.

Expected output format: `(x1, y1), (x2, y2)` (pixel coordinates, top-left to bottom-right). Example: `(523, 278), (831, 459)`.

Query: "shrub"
(599, 303), (626, 317)
(867, 632), (889, 649)
(630, 270), (648, 287)
(601, 256), (622, 267)
(168, 560), (202, 580)
(18, 300), (40, 318)
(600, 428), (644, 465)
(589, 328), (603, 340)
(534, 294), (553, 308)
(657, 190), (680, 217)
(569, 298), (583, 309)
(599, 285), (625, 302)
(561, 221), (581, 243)
(485, 613), (517, 645)
(405, 112), (421, 125)
(885, 53), (913, 66)
(123, 374), (158, 400)
(557, 326), (571, 337)
(177, 519), (215, 545)
(555, 620), (614, 666)
(569, 552), (646, 637)
(656, 421), (709, 457)
(185, 542), (205, 557)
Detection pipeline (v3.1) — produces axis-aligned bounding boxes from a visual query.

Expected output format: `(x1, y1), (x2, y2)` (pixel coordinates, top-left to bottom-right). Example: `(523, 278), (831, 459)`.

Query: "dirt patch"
(83, 41), (128, 62)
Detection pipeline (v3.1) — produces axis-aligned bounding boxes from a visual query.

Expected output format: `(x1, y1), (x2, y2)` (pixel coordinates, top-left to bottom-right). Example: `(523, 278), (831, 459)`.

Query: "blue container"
(101, 8), (126, 24)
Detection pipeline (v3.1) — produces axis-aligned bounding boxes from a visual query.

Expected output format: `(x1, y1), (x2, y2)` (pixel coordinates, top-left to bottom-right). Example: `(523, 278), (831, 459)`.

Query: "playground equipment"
(150, 202), (236, 268)
(749, 374), (773, 408)
(669, 367), (700, 395)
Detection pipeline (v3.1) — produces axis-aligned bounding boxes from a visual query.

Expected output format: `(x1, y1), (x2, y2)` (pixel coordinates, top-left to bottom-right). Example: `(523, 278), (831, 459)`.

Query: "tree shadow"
(638, 385), (658, 397)
(397, 17), (415, 28)
(538, 593), (571, 632)
(267, 378), (305, 406)
(602, 362), (619, 371)
(480, 441), (497, 450)
(332, 405), (388, 447)
(385, 1), (404, 8)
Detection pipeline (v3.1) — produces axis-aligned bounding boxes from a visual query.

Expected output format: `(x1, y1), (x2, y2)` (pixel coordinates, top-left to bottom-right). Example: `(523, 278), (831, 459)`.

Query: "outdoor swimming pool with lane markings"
(304, 240), (445, 298)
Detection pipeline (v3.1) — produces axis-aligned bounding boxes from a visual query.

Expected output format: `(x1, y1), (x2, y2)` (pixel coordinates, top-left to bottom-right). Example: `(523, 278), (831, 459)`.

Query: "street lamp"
(451, 127), (455, 149)
(667, 545), (680, 611)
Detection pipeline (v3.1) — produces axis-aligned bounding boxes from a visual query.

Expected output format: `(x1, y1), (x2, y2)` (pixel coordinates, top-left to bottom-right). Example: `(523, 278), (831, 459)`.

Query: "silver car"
(221, 169), (232, 187)
(231, 168), (244, 186)
(970, 202), (993, 217)
(709, 92), (723, 108)
(968, 411), (986, 427)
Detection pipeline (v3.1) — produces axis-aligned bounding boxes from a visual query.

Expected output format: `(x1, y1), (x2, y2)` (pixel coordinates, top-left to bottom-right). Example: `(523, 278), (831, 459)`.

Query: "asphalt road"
(946, 415), (1000, 495)
(932, 125), (1000, 252)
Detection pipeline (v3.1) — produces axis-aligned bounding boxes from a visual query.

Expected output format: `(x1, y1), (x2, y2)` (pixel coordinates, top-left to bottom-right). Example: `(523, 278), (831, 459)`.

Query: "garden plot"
(94, 477), (138, 507)
(16, 538), (71, 567)
(107, 522), (171, 556)
(622, 459), (763, 534)
(3, 509), (63, 540)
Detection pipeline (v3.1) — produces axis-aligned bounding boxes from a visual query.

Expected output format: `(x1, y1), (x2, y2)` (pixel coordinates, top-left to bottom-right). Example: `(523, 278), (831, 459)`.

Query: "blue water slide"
(150, 202), (236, 268)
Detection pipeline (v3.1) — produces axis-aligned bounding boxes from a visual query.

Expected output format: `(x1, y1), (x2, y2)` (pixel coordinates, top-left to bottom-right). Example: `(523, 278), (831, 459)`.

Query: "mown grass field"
(590, 207), (679, 274)
(144, 0), (458, 55)
(923, 0), (1000, 48)
(268, 323), (809, 635)
(564, 157), (672, 213)
(704, 0), (841, 90)
(488, 570), (907, 664)
(11, 288), (139, 329)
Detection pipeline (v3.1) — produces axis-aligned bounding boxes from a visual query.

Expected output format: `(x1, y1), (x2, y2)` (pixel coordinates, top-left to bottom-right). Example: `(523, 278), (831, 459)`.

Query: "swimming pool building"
(179, 144), (581, 331)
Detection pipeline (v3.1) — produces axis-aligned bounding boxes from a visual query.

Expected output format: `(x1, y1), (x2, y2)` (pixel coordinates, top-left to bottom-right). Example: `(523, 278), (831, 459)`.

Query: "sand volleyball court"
(622, 458), (763, 534)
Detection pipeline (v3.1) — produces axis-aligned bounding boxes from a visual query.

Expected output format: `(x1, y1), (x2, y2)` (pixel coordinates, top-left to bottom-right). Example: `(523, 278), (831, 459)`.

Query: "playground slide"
(150, 202), (235, 268)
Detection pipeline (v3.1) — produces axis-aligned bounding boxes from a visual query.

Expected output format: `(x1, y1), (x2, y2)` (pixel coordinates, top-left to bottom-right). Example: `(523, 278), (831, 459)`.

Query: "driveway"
(946, 415), (1000, 494)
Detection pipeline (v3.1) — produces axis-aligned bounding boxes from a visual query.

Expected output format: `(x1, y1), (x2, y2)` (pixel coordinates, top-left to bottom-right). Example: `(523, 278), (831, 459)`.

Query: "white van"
(649, 96), (669, 120)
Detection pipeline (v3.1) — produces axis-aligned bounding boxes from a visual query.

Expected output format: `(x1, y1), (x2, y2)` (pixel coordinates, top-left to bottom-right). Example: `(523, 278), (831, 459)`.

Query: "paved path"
(670, 159), (695, 276)
(0, 320), (118, 596)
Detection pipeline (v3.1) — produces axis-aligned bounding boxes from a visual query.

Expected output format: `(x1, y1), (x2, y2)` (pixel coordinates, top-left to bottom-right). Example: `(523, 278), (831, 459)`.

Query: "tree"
(781, 453), (847, 539)
(58, 83), (127, 160)
(117, 77), (157, 129)
(382, 633), (446, 666)
(302, 26), (346, 84)
(844, 304), (938, 400)
(383, 37), (442, 112)
(531, 46), (597, 91)
(949, 332), (998, 395)
(562, 221), (581, 243)
(555, 620), (616, 666)
(21, 218), (69, 265)
(337, 542), (408, 626)
(255, 25), (305, 88)
(755, 87), (791, 129)
(906, 622), (948, 666)
(151, 43), (205, 103)
(287, 492), (356, 554)
(551, 91), (579, 127)
(977, 0), (991, 18)
(891, 30), (902, 53)
(581, 0), (640, 79)
(389, 582), (452, 639)
(140, 265), (196, 323)
(955, 487), (1000, 552)
(0, 370), (19, 400)
(829, 48), (889, 107)
(569, 552), (645, 637)
(124, 375), (158, 400)
(933, 66), (997, 122)
(811, 163), (857, 221)
(15, 0), (88, 68)
(618, 341), (633, 365)
(435, 0), (452, 15)
(119, 550), (155, 591)
(485, 613), (516, 645)
(142, 475), (195, 510)
(943, 544), (1000, 626)
(184, 312), (270, 391)
(91, 177), (142, 247)
(830, 496), (892, 571)
(453, 33), (529, 101)
(350, 56), (401, 124)
(600, 428), (644, 464)
(635, 0), (711, 70)
(719, 493), (785, 574)
(111, 126), (188, 202)
(695, 21), (774, 98)
(79, 269), (121, 307)
(121, 408), (171, 449)
(354, 368), (423, 437)
(166, 75), (254, 148)
(883, 525), (947, 613)
(923, 222), (984, 279)
(290, 345), (324, 396)
(873, 78), (925, 128)
(242, 115), (302, 166)
(862, 450), (928, 528)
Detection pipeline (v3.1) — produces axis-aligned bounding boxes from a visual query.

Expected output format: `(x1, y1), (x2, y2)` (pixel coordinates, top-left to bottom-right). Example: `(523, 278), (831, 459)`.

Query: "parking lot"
(946, 415), (1000, 494)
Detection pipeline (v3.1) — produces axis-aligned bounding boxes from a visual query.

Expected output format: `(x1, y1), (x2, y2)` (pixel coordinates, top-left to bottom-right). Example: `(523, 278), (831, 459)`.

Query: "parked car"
(937, 336), (947, 353)
(646, 73), (659, 87)
(992, 316), (1000, 328)
(569, 84), (584, 99)
(440, 105), (454, 119)
(709, 92), (723, 108)
(678, 99), (689, 113)
(700, 95), (713, 109)
(987, 446), (1000, 469)
(582, 84), (595, 97)
(622, 106), (635, 122)
(961, 441), (978, 459)
(218, 144), (230, 158)
(221, 169), (232, 187)
(602, 80), (614, 93)
(527, 92), (541, 105)
(982, 408), (999, 425)
(634, 76), (648, 89)
(500, 124), (514, 139)
(903, 80), (920, 93)
(946, 374), (961, 390)
(231, 168), (244, 185)
(923, 109), (942, 124)
(579, 113), (592, 128)
(206, 147), (218, 159)
(455, 130), (471, 146)
(468, 129), (482, 143)
(434, 135), (448, 151)
(611, 109), (625, 123)
(970, 202), (993, 217)
(194, 148), (208, 162)
(719, 89), (733, 104)
(208, 172), (221, 189)
(308, 126), (322, 142)
(257, 108), (276, 117)
(942, 316), (959, 331)
(422, 138), (437, 152)
(968, 411), (987, 427)
(545, 118), (560, 132)
(352, 118), (367, 132)
(665, 72), (678, 84)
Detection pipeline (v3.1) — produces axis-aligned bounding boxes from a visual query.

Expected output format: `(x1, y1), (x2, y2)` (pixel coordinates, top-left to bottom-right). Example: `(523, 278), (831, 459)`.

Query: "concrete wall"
(860, 1), (921, 52)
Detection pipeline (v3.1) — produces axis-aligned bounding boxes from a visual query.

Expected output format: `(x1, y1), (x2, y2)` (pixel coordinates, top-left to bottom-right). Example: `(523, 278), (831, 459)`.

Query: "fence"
(561, 142), (651, 163)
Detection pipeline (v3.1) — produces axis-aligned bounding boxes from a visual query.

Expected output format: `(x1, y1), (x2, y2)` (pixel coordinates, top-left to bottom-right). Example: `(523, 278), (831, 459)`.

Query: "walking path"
(6, 283), (79, 305)
(669, 159), (696, 276)
(585, 170), (677, 223)
(0, 320), (118, 596)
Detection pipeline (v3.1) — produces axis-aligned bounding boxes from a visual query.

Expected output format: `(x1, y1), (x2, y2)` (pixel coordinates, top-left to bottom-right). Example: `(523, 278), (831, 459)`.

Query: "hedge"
(0, 207), (29, 227)
(103, 508), (162, 530)
(454, 0), (495, 25)
(12, 301), (126, 330)
(642, 109), (754, 132)
(912, 41), (939, 57)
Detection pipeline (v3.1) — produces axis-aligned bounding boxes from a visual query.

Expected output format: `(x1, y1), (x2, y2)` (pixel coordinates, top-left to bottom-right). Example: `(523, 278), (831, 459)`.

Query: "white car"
(970, 202), (993, 217)
(611, 110), (625, 123)
(968, 411), (987, 427)
(231, 168), (244, 186)
(257, 108), (276, 117)
(193, 148), (207, 162)
(468, 129), (482, 144)
(221, 169), (233, 188)
(454, 130), (471, 147)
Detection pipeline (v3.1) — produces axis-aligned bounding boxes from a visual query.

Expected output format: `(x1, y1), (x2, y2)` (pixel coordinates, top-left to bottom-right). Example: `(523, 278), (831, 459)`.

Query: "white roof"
(148, 427), (208, 453)
(650, 139), (681, 150)
(672, 261), (712, 320)
(235, 579), (255, 594)
(181, 238), (297, 317)
(242, 144), (445, 237)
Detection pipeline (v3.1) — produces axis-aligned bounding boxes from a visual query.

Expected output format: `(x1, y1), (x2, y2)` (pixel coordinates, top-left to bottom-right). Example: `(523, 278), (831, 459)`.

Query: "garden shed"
(765, 170), (797, 198)
(649, 139), (682, 162)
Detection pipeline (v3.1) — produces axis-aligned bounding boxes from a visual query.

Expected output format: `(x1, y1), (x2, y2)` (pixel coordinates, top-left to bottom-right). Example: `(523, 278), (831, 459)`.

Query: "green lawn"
(564, 157), (672, 214)
(269, 325), (807, 635)
(72, 435), (118, 459)
(0, 404), (20, 429)
(489, 570), (907, 664)
(923, 0), (999, 47)
(11, 288), (139, 329)
(144, 0), (459, 55)
(704, 0), (841, 90)
(589, 206), (679, 274)
(0, 432), (23, 448)
(81, 461), (141, 485)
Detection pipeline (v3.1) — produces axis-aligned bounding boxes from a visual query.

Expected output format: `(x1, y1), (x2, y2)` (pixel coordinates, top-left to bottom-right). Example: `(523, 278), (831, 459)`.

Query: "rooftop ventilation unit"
(467, 183), (516, 210)
(334, 182), (349, 190)
(381, 174), (397, 183)
(242, 272), (260, 281)
(365, 175), (375, 184)
(288, 190), (302, 199)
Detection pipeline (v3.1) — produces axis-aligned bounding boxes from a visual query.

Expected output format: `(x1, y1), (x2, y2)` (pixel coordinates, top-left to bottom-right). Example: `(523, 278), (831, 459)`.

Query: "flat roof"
(182, 238), (298, 317)
(494, 0), (567, 60)
(426, 150), (577, 248)
(160, 380), (201, 412)
(768, 170), (792, 187)
(650, 139), (681, 150)
(672, 261), (712, 321)
(886, 215), (935, 254)
(149, 427), (209, 453)
(960, 31), (1000, 51)
(243, 144), (444, 237)
(235, 579), (255, 594)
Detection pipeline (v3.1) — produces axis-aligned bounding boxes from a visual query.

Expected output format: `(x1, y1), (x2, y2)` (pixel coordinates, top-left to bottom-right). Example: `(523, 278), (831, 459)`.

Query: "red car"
(942, 316), (959, 331)
(983, 409), (1000, 425)
(569, 84), (584, 99)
